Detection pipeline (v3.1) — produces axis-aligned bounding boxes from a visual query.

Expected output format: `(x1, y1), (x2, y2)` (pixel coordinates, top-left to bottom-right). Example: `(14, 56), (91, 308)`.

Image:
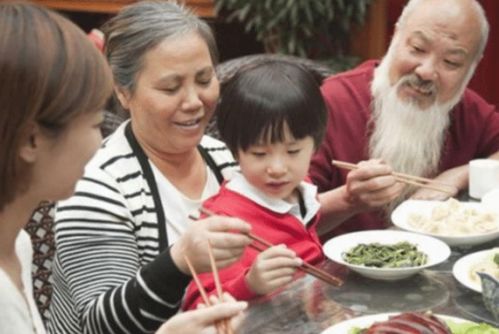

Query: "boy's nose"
(266, 161), (287, 176)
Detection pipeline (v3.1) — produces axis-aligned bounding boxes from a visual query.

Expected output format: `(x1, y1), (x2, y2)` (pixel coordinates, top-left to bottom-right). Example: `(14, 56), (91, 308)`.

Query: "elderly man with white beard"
(313, 0), (499, 239)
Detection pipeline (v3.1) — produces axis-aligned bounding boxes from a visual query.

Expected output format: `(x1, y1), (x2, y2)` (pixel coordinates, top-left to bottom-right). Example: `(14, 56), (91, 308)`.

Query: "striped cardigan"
(48, 121), (238, 334)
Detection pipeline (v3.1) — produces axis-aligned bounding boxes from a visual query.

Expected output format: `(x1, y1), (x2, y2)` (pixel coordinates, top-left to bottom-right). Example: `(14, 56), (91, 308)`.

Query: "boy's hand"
(246, 245), (302, 295)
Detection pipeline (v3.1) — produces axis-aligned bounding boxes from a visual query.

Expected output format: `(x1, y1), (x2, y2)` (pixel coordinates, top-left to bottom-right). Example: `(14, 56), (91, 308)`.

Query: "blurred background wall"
(32, 0), (498, 108)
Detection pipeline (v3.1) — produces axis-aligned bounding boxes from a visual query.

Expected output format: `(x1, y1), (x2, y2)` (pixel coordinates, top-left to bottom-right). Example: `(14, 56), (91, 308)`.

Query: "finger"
(204, 216), (252, 234)
(252, 255), (302, 274)
(359, 183), (404, 207)
(260, 267), (297, 281)
(187, 302), (248, 326)
(349, 164), (394, 182)
(208, 232), (252, 249)
(257, 245), (297, 259)
(208, 294), (222, 305)
(209, 246), (246, 262)
(256, 256), (302, 271)
(352, 174), (399, 193)
(264, 275), (294, 289)
(221, 292), (237, 303)
(215, 258), (243, 269)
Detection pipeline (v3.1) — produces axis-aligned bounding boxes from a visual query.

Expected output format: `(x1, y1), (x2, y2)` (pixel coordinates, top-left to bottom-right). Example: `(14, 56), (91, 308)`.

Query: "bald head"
(396, 0), (488, 61)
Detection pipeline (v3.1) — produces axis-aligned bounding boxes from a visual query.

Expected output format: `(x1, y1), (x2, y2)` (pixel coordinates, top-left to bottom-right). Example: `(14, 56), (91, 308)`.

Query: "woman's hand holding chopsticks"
(155, 293), (247, 334)
(171, 216), (252, 274)
(246, 245), (303, 295)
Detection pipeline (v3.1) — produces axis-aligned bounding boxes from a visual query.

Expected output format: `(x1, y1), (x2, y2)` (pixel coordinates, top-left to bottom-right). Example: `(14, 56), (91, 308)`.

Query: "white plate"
(323, 230), (450, 281)
(391, 200), (499, 247)
(483, 188), (499, 209)
(453, 248), (498, 293)
(320, 313), (471, 334)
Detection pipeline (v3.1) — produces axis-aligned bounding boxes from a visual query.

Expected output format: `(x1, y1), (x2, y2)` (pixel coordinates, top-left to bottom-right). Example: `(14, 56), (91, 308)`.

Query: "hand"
(156, 294), (247, 334)
(345, 159), (404, 209)
(246, 245), (302, 295)
(411, 168), (462, 201)
(171, 215), (252, 274)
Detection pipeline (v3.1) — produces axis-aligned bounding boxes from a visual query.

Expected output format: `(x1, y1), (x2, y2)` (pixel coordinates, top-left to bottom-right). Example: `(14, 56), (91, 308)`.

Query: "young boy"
(183, 60), (328, 309)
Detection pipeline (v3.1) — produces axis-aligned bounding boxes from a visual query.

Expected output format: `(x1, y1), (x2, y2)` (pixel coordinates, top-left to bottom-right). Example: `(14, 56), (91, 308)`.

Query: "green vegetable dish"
(342, 242), (428, 268)
(348, 322), (499, 334)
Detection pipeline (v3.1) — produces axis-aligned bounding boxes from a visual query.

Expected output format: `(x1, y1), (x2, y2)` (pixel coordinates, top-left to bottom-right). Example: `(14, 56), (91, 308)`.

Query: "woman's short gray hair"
(102, 1), (218, 93)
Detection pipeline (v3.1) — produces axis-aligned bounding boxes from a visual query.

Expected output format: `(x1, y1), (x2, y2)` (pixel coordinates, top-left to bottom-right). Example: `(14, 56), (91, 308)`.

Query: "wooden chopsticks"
(331, 160), (456, 195)
(184, 244), (233, 334)
(198, 208), (343, 288)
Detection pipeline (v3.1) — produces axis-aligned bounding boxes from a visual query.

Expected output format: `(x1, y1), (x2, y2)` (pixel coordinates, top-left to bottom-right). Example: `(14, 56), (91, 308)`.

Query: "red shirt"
(310, 60), (499, 238)
(182, 184), (324, 310)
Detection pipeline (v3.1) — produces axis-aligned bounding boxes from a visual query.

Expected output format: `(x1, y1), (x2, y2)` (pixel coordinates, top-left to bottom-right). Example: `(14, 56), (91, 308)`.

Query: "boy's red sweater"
(182, 185), (324, 310)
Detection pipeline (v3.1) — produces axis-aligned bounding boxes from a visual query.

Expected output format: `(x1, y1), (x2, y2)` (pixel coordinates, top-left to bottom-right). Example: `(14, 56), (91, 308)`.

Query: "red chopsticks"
(184, 243), (233, 334)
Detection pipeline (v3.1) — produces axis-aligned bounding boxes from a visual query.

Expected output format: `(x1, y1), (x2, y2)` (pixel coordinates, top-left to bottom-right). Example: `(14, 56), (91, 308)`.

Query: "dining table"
(237, 235), (499, 333)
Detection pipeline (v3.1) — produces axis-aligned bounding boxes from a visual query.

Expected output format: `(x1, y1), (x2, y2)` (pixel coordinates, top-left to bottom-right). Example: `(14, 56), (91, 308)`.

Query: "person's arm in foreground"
(412, 150), (499, 200)
(157, 294), (247, 334)
(317, 160), (404, 236)
(53, 172), (251, 334)
(183, 244), (302, 310)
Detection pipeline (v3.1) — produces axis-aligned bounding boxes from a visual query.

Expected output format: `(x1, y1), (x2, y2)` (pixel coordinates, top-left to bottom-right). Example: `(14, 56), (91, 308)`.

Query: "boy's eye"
(250, 152), (266, 157)
(197, 76), (212, 85)
(288, 149), (301, 155)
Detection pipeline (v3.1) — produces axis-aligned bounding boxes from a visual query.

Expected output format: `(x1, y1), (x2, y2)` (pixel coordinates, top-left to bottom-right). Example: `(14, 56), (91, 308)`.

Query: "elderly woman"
(49, 2), (252, 334)
(0, 2), (113, 333)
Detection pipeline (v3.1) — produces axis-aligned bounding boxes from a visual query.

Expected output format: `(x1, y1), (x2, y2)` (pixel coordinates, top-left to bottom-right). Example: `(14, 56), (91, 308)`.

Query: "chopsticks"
(184, 243), (233, 334)
(331, 160), (456, 195)
(198, 208), (343, 288)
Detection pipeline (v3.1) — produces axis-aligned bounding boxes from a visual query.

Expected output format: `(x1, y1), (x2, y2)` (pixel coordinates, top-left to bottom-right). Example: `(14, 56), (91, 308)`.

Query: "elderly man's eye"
(411, 45), (425, 53)
(444, 60), (461, 68)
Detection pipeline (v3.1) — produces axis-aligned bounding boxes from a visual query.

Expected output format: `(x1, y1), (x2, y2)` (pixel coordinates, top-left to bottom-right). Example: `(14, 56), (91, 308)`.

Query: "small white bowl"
(323, 230), (450, 281)
(452, 248), (498, 293)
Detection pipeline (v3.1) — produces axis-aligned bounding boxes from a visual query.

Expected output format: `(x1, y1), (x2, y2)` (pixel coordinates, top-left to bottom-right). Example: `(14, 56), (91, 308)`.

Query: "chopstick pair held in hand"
(199, 207), (343, 288)
(331, 160), (457, 195)
(183, 242), (234, 334)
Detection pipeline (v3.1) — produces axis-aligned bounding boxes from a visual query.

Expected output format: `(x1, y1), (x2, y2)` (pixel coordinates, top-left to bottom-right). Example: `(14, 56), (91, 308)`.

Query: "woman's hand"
(246, 245), (302, 295)
(156, 294), (247, 334)
(171, 215), (252, 274)
(345, 159), (404, 209)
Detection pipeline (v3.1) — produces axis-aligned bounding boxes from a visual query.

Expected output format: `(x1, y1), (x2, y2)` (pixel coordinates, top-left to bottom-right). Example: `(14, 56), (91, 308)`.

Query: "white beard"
(368, 49), (470, 211)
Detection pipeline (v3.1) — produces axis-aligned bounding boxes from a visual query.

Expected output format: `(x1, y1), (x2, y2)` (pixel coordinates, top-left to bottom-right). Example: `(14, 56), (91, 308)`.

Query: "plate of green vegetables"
(323, 230), (450, 280)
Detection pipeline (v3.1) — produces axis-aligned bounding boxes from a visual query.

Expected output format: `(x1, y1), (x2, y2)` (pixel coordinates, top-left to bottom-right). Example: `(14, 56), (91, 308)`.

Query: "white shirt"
(226, 172), (320, 225)
(151, 162), (221, 244)
(0, 230), (46, 334)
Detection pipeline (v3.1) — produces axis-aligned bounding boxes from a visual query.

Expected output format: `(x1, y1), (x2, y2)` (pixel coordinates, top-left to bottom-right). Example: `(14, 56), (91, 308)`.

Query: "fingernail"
(237, 301), (248, 309)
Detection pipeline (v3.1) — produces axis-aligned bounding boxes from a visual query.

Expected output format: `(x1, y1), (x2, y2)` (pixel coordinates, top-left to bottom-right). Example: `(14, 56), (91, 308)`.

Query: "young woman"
(0, 2), (113, 333)
(183, 60), (328, 309)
